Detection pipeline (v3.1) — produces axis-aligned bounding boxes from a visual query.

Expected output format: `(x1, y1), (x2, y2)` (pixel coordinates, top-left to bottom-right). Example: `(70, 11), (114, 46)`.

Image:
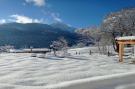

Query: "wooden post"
(119, 44), (124, 62)
(134, 45), (135, 57)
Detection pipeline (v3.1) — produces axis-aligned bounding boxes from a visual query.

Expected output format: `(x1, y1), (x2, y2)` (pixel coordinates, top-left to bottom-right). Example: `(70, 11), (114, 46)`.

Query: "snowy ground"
(0, 47), (135, 89)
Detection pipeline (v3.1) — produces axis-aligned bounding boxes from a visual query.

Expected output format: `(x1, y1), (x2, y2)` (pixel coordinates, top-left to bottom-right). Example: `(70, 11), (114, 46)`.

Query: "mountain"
(0, 23), (79, 48)
(50, 22), (76, 32)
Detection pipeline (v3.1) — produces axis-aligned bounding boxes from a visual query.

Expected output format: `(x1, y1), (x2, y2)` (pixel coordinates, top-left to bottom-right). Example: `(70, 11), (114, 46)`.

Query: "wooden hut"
(116, 36), (135, 62)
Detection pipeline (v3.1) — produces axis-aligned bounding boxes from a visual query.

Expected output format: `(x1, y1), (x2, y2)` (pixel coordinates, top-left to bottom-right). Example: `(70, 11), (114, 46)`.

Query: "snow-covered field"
(0, 47), (135, 89)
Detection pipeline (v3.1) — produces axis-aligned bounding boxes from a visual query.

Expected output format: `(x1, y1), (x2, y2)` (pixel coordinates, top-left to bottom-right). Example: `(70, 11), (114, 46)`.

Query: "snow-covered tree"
(75, 27), (101, 46)
(50, 37), (68, 56)
(101, 8), (135, 51)
(75, 27), (104, 51)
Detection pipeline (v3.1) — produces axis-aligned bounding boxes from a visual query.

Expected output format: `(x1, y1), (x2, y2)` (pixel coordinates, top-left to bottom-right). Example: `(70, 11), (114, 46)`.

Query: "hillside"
(0, 23), (78, 48)
(50, 22), (76, 32)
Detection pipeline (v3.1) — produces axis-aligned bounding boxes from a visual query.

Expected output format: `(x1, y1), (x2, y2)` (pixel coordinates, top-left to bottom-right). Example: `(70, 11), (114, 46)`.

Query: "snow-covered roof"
(116, 36), (135, 40)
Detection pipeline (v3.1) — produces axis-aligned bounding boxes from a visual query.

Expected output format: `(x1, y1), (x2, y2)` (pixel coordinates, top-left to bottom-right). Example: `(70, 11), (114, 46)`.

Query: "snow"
(36, 53), (46, 58)
(0, 47), (135, 89)
(116, 36), (135, 40)
(45, 71), (135, 89)
(31, 53), (37, 57)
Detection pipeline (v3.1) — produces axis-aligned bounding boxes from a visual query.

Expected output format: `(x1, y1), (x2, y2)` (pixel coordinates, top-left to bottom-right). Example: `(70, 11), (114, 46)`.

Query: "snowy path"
(46, 72), (135, 89)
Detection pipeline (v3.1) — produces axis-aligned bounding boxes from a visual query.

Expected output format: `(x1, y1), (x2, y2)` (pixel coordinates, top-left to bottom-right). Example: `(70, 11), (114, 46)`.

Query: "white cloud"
(51, 13), (62, 22)
(25, 0), (45, 7)
(0, 19), (6, 24)
(10, 14), (43, 24)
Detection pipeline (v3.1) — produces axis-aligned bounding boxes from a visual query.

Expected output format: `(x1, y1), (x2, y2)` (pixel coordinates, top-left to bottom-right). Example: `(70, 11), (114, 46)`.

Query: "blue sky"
(0, 0), (135, 27)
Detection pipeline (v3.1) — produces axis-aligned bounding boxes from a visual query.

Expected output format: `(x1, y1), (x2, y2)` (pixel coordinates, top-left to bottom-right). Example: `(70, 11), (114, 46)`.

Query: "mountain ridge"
(0, 22), (78, 48)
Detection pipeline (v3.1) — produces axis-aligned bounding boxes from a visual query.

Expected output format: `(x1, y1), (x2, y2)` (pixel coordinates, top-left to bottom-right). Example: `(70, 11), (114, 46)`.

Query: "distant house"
(9, 48), (50, 53)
